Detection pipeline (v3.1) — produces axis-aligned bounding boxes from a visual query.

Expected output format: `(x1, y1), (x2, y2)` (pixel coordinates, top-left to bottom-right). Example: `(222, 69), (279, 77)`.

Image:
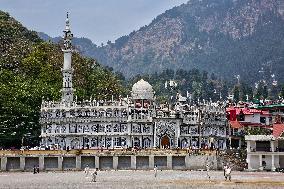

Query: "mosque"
(40, 14), (228, 150)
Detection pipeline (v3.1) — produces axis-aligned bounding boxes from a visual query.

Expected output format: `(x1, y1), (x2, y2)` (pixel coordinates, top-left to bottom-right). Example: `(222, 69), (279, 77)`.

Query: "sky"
(0, 0), (188, 45)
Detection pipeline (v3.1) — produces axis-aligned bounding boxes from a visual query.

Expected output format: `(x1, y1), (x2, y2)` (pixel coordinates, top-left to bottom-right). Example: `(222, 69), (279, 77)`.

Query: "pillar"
(1, 157), (7, 171)
(39, 156), (44, 171)
(247, 141), (251, 153)
(153, 123), (156, 148)
(76, 155), (81, 170)
(185, 154), (190, 169)
(149, 155), (154, 169)
(167, 156), (172, 169)
(131, 155), (136, 170)
(95, 156), (99, 169)
(271, 141), (275, 152)
(111, 137), (114, 148)
(20, 156), (25, 171)
(271, 155), (276, 171)
(247, 154), (252, 170)
(113, 156), (118, 170)
(58, 156), (63, 170)
(259, 155), (263, 170)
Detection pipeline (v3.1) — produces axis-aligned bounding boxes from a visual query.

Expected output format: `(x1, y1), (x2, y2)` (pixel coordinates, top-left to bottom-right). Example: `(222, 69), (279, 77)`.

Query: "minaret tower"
(61, 12), (74, 103)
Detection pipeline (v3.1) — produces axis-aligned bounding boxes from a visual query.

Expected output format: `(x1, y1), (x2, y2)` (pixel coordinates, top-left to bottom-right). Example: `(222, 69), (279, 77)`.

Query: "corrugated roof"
(273, 124), (284, 138)
(229, 121), (243, 129)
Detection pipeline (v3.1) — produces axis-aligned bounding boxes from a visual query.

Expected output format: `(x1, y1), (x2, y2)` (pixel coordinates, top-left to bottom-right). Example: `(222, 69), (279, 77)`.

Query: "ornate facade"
(40, 14), (228, 150)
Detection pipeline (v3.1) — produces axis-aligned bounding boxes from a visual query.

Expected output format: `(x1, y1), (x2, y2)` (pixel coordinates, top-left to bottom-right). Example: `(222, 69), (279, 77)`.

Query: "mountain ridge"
(39, 0), (284, 85)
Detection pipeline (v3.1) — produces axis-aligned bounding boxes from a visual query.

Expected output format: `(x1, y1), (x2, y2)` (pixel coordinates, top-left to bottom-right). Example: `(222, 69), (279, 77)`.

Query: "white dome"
(131, 79), (154, 100)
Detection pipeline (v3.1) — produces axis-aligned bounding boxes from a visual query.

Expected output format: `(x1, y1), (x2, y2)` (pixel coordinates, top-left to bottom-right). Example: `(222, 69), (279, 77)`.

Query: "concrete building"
(246, 103), (284, 171)
(40, 13), (229, 151)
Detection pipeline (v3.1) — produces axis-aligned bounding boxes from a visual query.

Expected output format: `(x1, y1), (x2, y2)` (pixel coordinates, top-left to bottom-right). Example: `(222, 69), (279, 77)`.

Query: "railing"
(255, 147), (271, 152)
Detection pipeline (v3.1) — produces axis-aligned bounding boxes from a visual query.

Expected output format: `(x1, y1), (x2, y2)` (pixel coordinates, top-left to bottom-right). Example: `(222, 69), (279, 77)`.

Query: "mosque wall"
(0, 153), (223, 171)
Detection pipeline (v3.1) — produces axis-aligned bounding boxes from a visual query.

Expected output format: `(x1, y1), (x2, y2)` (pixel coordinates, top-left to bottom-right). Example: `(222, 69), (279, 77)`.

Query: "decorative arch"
(71, 138), (80, 149)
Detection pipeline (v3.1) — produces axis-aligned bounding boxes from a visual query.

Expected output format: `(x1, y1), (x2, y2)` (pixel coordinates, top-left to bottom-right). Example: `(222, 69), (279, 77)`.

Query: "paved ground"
(1, 170), (284, 189)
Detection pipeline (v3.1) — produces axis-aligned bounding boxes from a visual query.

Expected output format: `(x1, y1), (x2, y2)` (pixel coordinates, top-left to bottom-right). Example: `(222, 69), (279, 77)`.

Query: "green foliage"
(245, 127), (272, 135)
(0, 11), (124, 148)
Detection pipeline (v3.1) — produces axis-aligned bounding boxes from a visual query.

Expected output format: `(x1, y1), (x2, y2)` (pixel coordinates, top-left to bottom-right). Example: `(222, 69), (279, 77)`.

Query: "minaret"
(61, 12), (74, 103)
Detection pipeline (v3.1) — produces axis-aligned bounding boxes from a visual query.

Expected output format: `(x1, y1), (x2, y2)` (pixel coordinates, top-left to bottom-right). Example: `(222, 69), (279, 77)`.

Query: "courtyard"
(0, 170), (284, 189)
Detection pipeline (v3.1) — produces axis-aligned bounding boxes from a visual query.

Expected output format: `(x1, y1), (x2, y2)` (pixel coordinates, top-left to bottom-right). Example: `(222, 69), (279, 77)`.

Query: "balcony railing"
(255, 147), (271, 152)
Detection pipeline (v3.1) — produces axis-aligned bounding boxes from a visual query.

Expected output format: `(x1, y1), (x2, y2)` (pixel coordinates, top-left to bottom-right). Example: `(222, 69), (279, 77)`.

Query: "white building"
(40, 14), (229, 150)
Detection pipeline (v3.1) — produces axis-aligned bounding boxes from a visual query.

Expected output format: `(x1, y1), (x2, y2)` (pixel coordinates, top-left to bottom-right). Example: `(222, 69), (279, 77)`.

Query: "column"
(39, 156), (44, 171)
(1, 157), (7, 171)
(76, 155), (81, 170)
(149, 155), (154, 169)
(131, 155), (136, 170)
(271, 155), (276, 171)
(271, 141), (275, 152)
(153, 123), (156, 148)
(247, 141), (251, 153)
(223, 139), (227, 150)
(247, 154), (252, 170)
(140, 136), (142, 148)
(185, 154), (190, 169)
(20, 156), (25, 171)
(238, 139), (242, 148)
(259, 155), (263, 170)
(58, 156), (63, 170)
(167, 156), (172, 169)
(113, 156), (118, 170)
(111, 137), (114, 148)
(95, 156), (100, 169)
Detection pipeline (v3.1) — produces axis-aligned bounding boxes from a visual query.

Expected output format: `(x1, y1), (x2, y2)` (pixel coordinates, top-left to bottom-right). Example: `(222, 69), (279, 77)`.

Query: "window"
(91, 125), (98, 133)
(106, 137), (112, 147)
(114, 137), (121, 146)
(62, 126), (66, 133)
(83, 125), (90, 133)
(121, 124), (127, 132)
(113, 124), (120, 132)
(98, 124), (105, 132)
(143, 125), (150, 133)
(260, 117), (266, 124)
(55, 125), (60, 133)
(47, 125), (52, 133)
(143, 138), (151, 148)
(106, 125), (112, 132)
(132, 124), (141, 133)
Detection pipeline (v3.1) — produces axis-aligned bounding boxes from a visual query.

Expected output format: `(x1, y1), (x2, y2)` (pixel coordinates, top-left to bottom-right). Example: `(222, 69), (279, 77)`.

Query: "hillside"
(88, 0), (284, 83)
(0, 11), (124, 148)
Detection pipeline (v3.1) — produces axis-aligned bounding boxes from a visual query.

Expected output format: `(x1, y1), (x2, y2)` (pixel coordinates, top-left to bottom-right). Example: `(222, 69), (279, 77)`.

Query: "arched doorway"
(161, 135), (170, 149)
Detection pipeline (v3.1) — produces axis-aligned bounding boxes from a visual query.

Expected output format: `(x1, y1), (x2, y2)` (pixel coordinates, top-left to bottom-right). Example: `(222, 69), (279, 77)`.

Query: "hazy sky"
(1, 0), (188, 44)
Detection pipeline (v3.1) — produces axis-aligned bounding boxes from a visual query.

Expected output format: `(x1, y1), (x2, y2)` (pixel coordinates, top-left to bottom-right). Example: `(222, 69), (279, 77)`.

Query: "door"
(161, 135), (170, 149)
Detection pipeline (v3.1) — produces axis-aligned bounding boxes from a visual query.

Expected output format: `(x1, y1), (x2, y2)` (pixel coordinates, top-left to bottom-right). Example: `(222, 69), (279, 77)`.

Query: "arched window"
(143, 138), (151, 148)
(106, 109), (112, 117)
(181, 138), (188, 148)
(55, 125), (60, 133)
(134, 137), (140, 147)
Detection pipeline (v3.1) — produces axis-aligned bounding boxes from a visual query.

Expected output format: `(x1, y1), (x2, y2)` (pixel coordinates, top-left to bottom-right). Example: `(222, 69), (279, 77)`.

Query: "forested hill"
(0, 11), (124, 147)
(89, 0), (284, 83)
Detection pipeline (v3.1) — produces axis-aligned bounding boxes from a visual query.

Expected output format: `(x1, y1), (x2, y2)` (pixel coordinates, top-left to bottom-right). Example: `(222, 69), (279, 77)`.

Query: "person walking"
(154, 165), (158, 178)
(33, 165), (37, 174)
(84, 165), (90, 177)
(206, 163), (211, 181)
(91, 168), (98, 182)
(223, 163), (228, 177)
(224, 165), (232, 181)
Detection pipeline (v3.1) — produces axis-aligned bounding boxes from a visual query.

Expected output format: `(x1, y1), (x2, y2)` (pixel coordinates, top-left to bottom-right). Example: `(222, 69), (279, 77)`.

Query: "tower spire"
(61, 12), (75, 104)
